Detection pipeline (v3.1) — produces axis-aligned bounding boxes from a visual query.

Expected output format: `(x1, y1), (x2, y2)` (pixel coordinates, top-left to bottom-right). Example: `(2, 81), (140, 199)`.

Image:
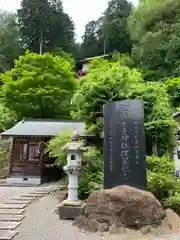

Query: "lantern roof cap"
(63, 131), (87, 152)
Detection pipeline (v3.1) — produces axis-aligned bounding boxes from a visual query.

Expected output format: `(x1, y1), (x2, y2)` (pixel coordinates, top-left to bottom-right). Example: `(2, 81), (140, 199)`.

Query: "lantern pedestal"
(58, 202), (85, 220)
(57, 131), (87, 220)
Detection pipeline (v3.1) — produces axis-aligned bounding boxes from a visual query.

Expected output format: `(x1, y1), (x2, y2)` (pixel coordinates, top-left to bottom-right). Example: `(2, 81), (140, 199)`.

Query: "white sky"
(0, 0), (138, 42)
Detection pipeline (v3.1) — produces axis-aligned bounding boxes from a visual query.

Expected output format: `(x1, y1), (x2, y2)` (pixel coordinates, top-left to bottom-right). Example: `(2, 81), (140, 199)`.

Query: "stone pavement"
(0, 181), (64, 240)
(12, 190), (180, 240)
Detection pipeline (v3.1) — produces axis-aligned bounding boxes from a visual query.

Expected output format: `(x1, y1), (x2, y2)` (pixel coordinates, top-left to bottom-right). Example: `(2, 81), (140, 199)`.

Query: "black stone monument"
(103, 100), (147, 190)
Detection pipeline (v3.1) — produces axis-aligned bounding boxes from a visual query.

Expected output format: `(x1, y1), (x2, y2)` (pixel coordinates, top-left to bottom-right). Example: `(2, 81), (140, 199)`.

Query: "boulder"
(84, 185), (165, 229)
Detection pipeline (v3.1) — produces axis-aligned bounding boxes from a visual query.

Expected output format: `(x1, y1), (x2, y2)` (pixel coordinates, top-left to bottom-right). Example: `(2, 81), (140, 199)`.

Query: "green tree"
(18, 0), (75, 54)
(102, 0), (132, 54)
(72, 58), (175, 155)
(0, 10), (23, 72)
(77, 0), (133, 59)
(80, 21), (104, 59)
(165, 78), (180, 109)
(0, 102), (16, 131)
(129, 0), (180, 81)
(1, 51), (77, 120)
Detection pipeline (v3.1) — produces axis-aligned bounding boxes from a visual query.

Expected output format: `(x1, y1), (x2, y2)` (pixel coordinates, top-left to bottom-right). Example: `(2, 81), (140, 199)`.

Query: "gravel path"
(0, 182), (63, 239)
(13, 191), (180, 240)
(13, 191), (102, 240)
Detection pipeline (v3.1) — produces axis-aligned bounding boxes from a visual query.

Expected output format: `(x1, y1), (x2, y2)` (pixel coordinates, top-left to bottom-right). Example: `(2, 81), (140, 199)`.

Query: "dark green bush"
(78, 147), (103, 200)
(147, 155), (180, 206)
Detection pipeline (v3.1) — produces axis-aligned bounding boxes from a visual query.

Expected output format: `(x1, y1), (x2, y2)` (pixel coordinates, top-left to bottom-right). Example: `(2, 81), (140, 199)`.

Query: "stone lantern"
(58, 130), (87, 220)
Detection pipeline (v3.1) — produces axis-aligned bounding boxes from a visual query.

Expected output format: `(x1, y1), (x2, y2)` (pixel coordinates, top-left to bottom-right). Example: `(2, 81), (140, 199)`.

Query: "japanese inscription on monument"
(120, 121), (130, 181)
(108, 126), (113, 173)
(103, 100), (147, 190)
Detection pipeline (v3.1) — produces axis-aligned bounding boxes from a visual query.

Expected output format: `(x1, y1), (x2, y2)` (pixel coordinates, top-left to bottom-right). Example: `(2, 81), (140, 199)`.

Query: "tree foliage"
(129, 0), (180, 81)
(77, 0), (132, 59)
(1, 51), (77, 120)
(46, 130), (72, 166)
(79, 21), (104, 59)
(0, 102), (16, 132)
(0, 10), (23, 72)
(147, 155), (180, 204)
(72, 59), (175, 155)
(18, 0), (75, 53)
(103, 0), (132, 54)
(79, 148), (103, 200)
(165, 77), (180, 109)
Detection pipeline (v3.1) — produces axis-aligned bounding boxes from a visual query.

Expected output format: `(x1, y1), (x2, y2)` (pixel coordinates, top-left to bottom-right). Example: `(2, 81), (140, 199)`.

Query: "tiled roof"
(1, 119), (85, 137)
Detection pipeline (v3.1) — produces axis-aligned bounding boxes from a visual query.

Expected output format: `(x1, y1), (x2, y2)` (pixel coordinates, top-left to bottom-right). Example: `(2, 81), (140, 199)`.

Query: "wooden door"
(11, 138), (42, 176)
(26, 140), (41, 175)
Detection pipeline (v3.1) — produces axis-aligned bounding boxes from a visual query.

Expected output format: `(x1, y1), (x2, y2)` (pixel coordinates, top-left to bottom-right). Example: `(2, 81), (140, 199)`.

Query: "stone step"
(36, 188), (52, 191)
(0, 209), (24, 215)
(0, 215), (24, 222)
(12, 196), (35, 201)
(51, 186), (64, 190)
(0, 204), (27, 209)
(3, 200), (32, 205)
(32, 192), (50, 195)
(40, 185), (64, 191)
(21, 193), (44, 197)
(0, 230), (18, 240)
(0, 184), (7, 187)
(0, 222), (21, 230)
(35, 189), (52, 193)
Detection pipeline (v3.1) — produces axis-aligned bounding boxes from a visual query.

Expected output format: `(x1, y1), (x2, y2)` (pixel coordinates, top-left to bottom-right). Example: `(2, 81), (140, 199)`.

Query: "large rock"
(84, 185), (165, 229)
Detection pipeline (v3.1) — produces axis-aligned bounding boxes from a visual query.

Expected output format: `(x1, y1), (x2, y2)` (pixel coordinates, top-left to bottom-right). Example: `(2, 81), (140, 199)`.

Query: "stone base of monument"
(58, 200), (85, 220)
(73, 185), (168, 233)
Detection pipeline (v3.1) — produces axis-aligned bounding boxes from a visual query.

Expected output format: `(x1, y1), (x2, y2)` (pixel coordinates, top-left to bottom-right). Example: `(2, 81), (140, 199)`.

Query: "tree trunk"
(39, 28), (43, 55)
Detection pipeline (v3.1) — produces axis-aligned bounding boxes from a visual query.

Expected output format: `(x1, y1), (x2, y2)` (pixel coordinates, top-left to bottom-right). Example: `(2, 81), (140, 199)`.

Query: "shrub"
(78, 147), (103, 200)
(46, 133), (103, 200)
(165, 77), (180, 109)
(46, 130), (72, 166)
(72, 59), (145, 141)
(147, 155), (180, 204)
(72, 59), (175, 156)
(163, 195), (180, 210)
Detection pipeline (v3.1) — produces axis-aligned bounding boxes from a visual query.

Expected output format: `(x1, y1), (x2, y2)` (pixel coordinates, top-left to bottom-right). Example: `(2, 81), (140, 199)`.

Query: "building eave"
(172, 112), (180, 119)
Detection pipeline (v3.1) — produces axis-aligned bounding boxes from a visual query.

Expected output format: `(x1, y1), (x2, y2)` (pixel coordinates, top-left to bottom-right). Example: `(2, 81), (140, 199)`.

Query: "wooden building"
(76, 54), (110, 78)
(1, 119), (85, 186)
